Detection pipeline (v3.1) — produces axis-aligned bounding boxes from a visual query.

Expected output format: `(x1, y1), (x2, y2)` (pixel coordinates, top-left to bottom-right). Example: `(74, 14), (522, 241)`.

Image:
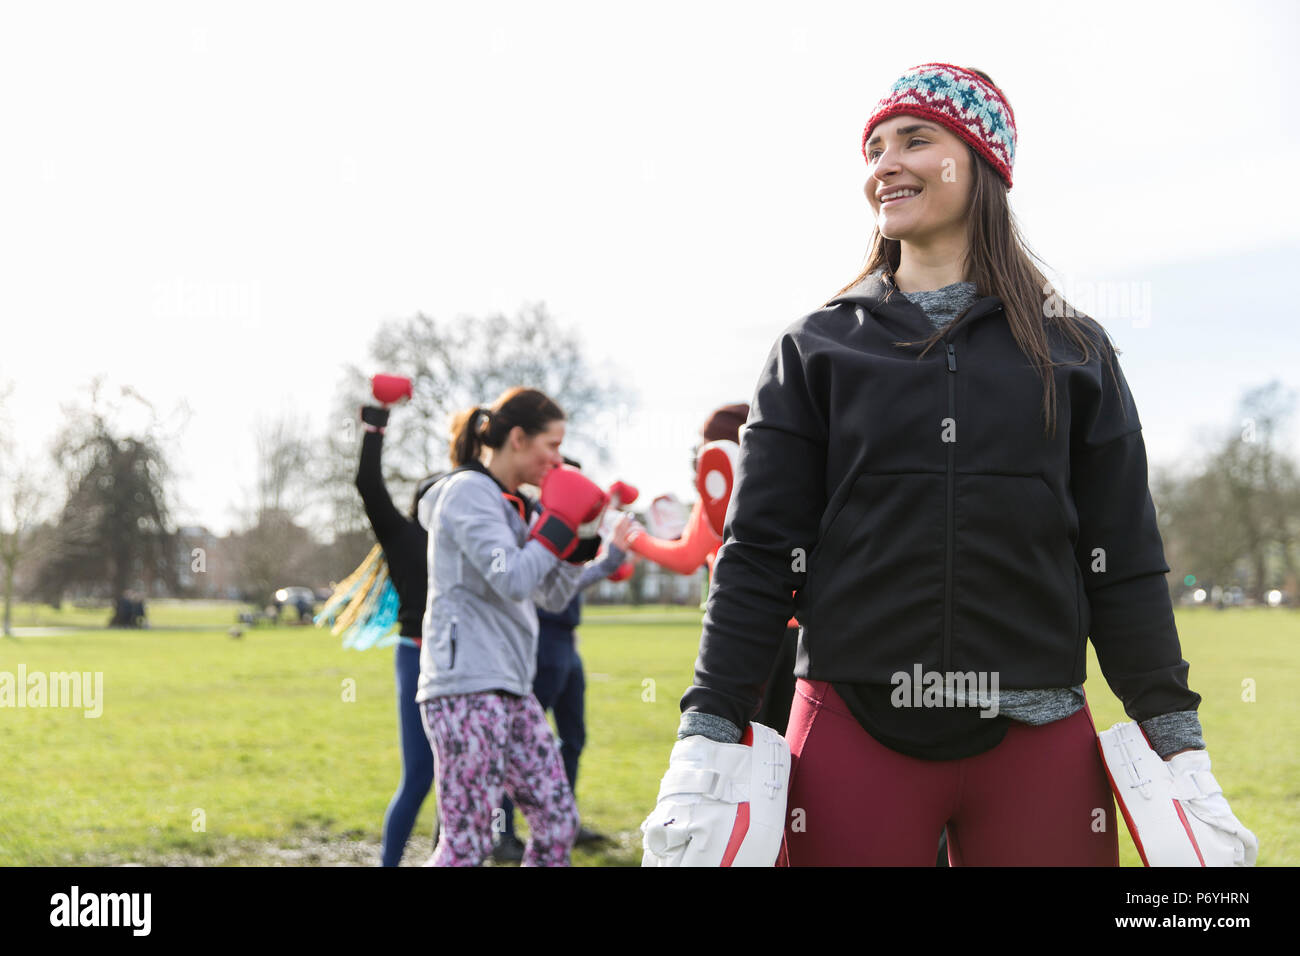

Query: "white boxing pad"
(645, 493), (689, 540)
(641, 721), (790, 867)
(1097, 721), (1257, 867)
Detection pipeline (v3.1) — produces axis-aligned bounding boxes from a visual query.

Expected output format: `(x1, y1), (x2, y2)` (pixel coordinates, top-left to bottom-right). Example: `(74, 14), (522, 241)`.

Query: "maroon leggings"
(781, 679), (1119, 866)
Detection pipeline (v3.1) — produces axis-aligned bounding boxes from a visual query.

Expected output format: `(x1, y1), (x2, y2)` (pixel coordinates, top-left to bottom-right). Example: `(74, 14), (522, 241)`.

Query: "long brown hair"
(449, 387), (565, 467)
(828, 67), (1121, 439)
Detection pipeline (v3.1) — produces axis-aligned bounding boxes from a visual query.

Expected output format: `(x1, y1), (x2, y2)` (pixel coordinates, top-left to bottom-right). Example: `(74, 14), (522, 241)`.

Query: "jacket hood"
(431, 459), (537, 522)
(824, 268), (1005, 342)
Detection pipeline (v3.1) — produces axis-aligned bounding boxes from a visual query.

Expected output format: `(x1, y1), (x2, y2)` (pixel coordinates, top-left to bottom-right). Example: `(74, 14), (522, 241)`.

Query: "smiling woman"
(835, 64), (1103, 440)
(644, 62), (1257, 869)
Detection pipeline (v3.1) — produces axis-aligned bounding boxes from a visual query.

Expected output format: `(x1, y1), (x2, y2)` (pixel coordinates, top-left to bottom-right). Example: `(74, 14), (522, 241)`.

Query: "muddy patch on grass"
(72, 827), (641, 867)
(73, 830), (405, 867)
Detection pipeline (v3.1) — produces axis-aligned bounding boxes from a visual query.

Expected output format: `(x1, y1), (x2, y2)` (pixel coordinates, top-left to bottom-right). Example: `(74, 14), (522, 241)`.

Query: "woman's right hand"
(610, 512), (643, 551)
(530, 466), (609, 560)
(641, 722), (791, 867)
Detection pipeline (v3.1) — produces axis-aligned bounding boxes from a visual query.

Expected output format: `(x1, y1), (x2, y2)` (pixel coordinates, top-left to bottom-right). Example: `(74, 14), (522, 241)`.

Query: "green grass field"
(1, 601), (1294, 866)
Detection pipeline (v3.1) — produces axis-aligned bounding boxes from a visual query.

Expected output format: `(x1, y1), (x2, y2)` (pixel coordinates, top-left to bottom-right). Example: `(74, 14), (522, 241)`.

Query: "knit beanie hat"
(862, 63), (1017, 189)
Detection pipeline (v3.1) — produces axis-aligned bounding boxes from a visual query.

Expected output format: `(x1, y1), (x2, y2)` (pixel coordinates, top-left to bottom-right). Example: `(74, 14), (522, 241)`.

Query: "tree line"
(0, 304), (630, 633)
(1, 312), (1295, 633)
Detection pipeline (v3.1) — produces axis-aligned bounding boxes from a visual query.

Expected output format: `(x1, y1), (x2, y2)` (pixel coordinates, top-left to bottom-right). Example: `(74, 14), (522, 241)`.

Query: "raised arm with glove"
(529, 465), (610, 564)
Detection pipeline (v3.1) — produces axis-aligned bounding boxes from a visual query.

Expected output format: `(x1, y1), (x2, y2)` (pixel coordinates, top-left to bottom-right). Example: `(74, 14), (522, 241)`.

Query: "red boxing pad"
(695, 440), (739, 538)
(371, 374), (413, 405)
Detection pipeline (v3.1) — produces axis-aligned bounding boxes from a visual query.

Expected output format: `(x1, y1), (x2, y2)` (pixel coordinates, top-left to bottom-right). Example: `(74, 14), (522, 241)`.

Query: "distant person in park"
(642, 63), (1256, 866)
(109, 591), (147, 628)
(417, 386), (634, 867)
(493, 457), (641, 862)
(354, 372), (443, 866)
(626, 403), (801, 736)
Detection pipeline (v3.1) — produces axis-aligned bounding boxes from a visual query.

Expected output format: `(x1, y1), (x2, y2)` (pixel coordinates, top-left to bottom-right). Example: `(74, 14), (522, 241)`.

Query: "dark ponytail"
(448, 387), (565, 467)
(449, 406), (493, 468)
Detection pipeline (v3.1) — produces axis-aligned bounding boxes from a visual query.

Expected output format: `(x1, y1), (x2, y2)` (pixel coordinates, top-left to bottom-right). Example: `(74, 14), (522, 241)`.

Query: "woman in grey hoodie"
(416, 386), (630, 867)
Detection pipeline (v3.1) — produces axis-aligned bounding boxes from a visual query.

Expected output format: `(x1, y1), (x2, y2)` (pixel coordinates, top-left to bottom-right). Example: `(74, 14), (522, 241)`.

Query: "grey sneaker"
(492, 833), (525, 863)
(574, 826), (608, 846)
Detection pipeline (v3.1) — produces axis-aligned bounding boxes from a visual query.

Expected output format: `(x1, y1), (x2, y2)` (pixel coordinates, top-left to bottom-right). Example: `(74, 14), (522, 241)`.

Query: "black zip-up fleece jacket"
(681, 270), (1200, 732)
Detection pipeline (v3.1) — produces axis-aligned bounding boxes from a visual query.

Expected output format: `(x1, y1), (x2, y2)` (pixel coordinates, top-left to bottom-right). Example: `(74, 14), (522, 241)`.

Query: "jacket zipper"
(450, 618), (458, 669)
(944, 342), (957, 673)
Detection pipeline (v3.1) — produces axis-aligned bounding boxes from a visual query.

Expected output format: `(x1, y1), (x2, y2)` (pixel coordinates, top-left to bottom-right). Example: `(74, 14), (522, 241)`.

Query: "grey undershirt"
(677, 274), (1205, 758)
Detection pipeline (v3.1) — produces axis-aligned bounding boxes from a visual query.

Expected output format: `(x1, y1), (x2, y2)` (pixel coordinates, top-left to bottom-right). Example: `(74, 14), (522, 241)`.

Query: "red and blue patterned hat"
(862, 63), (1017, 189)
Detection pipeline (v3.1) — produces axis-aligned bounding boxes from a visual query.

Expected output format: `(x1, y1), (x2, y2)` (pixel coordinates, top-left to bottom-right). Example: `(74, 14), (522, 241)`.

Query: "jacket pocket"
(797, 472), (947, 676)
(795, 485), (863, 613)
(952, 474), (1080, 684)
(431, 614), (459, 672)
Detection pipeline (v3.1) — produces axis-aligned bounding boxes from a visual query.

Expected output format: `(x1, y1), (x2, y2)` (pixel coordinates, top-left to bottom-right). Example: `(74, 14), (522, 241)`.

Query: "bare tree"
(222, 303), (634, 600)
(0, 381), (58, 634)
(0, 463), (55, 635)
(1231, 382), (1300, 599)
(1154, 381), (1300, 602)
(225, 509), (318, 606)
(252, 410), (316, 518)
(322, 301), (634, 537)
(222, 409), (321, 604)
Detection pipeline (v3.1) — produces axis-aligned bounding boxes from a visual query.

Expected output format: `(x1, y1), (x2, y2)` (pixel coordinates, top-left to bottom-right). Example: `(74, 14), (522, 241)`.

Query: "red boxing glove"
(371, 374), (413, 405)
(606, 480), (639, 508)
(529, 466), (609, 561)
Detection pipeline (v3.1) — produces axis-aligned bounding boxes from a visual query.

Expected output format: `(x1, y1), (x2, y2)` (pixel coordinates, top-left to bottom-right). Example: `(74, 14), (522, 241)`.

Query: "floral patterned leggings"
(419, 691), (579, 867)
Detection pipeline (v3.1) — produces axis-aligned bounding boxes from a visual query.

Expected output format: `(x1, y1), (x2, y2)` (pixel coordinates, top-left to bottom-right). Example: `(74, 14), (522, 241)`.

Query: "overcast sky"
(2, 0), (1298, 536)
